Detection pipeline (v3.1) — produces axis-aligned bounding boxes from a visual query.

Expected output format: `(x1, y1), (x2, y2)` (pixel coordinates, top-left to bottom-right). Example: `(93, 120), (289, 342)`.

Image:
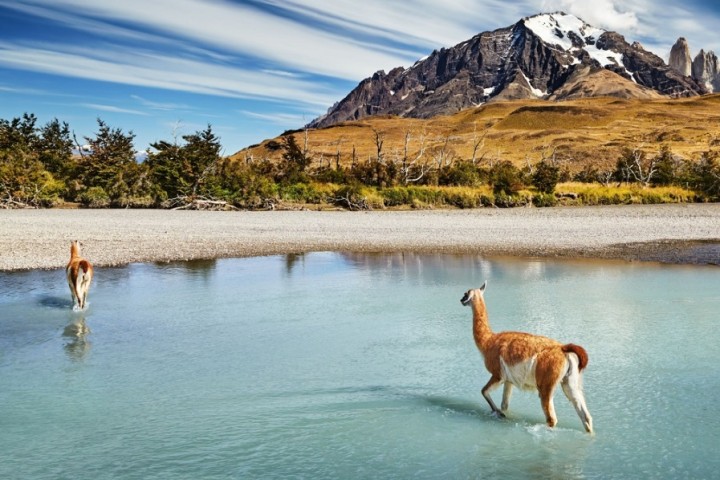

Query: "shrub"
(493, 191), (532, 207)
(489, 161), (524, 195)
(532, 193), (558, 207)
(532, 160), (561, 194)
(79, 186), (110, 208)
(440, 160), (483, 187)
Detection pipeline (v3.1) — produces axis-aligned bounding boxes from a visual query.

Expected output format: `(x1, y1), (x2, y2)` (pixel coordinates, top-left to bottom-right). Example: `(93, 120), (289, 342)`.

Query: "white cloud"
(0, 41), (341, 108)
(240, 110), (307, 126)
(80, 103), (149, 115)
(130, 95), (191, 112)
(5, 0), (419, 80)
(545, 0), (638, 31)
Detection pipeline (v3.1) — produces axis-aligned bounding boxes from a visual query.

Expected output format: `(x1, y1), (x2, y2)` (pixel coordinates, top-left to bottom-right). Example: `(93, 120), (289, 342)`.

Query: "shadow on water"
(37, 295), (72, 309)
(412, 393), (487, 418)
(277, 384), (496, 422)
(63, 315), (91, 362)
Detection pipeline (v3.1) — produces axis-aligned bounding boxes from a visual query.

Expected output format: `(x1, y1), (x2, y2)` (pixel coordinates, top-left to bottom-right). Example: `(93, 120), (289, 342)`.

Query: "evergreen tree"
(147, 124), (222, 199)
(182, 125), (222, 196)
(38, 119), (73, 178)
(650, 144), (676, 186)
(78, 119), (137, 202)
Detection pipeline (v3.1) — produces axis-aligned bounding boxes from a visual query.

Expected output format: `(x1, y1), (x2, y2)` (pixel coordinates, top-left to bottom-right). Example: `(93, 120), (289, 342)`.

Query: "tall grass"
(555, 182), (697, 205)
(270, 182), (700, 210)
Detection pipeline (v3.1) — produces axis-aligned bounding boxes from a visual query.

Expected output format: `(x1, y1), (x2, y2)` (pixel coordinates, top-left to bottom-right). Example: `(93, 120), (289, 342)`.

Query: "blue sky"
(1, 0), (719, 155)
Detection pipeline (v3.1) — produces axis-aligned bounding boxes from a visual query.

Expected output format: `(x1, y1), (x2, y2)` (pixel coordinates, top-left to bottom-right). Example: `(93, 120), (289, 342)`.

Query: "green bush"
(532, 160), (560, 194)
(493, 191), (532, 207)
(79, 186), (110, 208)
(532, 193), (558, 207)
(489, 161), (524, 195)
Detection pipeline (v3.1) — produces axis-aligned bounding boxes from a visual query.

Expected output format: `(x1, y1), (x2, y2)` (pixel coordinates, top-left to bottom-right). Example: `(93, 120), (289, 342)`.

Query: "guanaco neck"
(70, 242), (80, 259)
(471, 296), (494, 352)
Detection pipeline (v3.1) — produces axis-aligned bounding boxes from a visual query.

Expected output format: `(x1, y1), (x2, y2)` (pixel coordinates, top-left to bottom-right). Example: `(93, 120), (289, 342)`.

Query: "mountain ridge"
(309, 12), (705, 129)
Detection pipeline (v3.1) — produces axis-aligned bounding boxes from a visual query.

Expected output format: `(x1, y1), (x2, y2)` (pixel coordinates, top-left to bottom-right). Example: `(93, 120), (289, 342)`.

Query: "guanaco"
(461, 282), (593, 433)
(66, 240), (93, 310)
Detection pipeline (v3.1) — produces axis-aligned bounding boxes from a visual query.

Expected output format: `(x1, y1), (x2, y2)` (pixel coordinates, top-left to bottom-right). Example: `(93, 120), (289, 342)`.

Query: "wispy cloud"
(0, 40), (341, 108)
(80, 103), (149, 115)
(2, 0), (418, 79)
(130, 95), (191, 112)
(0, 84), (54, 95)
(240, 110), (308, 126)
(3, 0), (720, 102)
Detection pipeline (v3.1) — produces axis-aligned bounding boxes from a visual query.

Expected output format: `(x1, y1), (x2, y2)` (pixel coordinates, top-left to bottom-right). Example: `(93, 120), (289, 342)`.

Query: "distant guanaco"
(461, 282), (593, 433)
(66, 240), (94, 310)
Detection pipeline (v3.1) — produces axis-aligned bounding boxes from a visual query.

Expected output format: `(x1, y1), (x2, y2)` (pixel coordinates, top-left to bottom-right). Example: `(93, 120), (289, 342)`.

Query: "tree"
(532, 159), (561, 194)
(0, 113), (39, 152)
(272, 134), (311, 184)
(77, 119), (137, 202)
(489, 160), (524, 195)
(0, 114), (64, 207)
(147, 124), (222, 200)
(182, 125), (222, 196)
(397, 129), (428, 184)
(614, 145), (657, 186)
(38, 119), (73, 179)
(147, 140), (185, 198)
(650, 144), (677, 186)
(690, 151), (720, 200)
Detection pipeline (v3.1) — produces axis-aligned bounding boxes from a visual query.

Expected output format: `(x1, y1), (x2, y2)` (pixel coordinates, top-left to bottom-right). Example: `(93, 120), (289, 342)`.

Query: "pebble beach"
(1, 204), (719, 271)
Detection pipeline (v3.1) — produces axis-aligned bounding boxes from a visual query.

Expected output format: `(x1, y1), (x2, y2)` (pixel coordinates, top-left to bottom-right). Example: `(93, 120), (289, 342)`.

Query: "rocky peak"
(308, 13), (706, 129)
(692, 49), (720, 92)
(669, 37), (692, 76)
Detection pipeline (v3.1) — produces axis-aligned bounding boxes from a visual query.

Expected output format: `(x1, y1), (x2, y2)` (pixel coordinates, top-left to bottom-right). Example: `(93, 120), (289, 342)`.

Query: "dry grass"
(232, 95), (720, 174)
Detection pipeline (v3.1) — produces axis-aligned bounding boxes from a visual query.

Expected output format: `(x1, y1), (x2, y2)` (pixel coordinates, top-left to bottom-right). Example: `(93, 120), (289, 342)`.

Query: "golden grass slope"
(233, 94), (720, 173)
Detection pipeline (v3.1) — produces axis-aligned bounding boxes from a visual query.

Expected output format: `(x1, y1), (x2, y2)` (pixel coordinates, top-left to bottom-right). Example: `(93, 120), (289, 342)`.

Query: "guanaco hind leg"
(561, 355), (594, 433)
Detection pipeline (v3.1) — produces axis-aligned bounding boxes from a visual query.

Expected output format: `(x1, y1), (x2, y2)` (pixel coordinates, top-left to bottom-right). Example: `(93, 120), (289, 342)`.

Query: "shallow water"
(1, 253), (719, 479)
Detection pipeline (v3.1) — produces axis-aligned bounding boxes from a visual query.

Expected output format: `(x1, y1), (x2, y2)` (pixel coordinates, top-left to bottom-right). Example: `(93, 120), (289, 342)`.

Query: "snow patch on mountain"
(524, 13), (603, 50)
(524, 12), (630, 73)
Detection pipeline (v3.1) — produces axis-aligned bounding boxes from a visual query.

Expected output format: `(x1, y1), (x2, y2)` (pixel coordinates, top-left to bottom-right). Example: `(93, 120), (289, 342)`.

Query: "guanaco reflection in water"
(63, 316), (91, 362)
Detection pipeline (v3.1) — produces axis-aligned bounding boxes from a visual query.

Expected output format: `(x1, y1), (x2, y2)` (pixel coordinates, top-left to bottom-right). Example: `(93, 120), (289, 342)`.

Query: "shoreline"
(1, 204), (719, 271)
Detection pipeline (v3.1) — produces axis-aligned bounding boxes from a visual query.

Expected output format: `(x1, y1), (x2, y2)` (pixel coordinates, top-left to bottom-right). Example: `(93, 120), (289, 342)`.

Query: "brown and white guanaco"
(66, 240), (94, 310)
(461, 282), (593, 433)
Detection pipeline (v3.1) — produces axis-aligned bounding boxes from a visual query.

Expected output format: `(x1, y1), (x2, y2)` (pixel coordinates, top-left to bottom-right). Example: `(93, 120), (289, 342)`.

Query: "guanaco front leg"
(481, 375), (505, 417)
(501, 382), (513, 412)
(539, 386), (558, 427)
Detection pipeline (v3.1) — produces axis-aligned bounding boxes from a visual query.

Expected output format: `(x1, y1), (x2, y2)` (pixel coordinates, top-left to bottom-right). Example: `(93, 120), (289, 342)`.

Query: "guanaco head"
(460, 281), (487, 306)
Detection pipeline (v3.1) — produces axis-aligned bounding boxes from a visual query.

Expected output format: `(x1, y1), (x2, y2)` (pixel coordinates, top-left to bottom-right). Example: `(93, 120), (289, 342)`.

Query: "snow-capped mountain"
(309, 12), (705, 129)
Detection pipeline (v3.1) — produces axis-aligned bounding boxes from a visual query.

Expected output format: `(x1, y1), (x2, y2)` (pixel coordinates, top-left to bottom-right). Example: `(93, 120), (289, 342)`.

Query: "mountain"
(692, 49), (720, 92)
(666, 37), (720, 93)
(669, 38), (692, 76)
(309, 12), (705, 129)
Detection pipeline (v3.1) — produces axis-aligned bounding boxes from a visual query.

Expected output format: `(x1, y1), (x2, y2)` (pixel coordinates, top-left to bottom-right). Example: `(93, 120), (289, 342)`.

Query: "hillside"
(233, 94), (720, 172)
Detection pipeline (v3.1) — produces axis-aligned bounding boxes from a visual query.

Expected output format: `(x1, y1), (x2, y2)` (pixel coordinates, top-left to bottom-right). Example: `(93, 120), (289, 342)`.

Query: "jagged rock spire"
(669, 37), (692, 76)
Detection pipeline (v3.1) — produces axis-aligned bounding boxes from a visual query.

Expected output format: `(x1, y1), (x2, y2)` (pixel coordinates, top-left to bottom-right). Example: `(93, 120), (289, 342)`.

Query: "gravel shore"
(1, 204), (719, 271)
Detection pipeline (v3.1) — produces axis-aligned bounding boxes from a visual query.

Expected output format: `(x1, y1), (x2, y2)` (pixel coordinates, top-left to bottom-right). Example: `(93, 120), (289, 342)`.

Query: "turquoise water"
(1, 253), (719, 479)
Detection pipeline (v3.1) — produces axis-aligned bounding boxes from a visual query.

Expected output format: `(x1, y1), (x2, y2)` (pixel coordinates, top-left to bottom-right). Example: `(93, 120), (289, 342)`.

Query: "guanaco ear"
(479, 281), (487, 292)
